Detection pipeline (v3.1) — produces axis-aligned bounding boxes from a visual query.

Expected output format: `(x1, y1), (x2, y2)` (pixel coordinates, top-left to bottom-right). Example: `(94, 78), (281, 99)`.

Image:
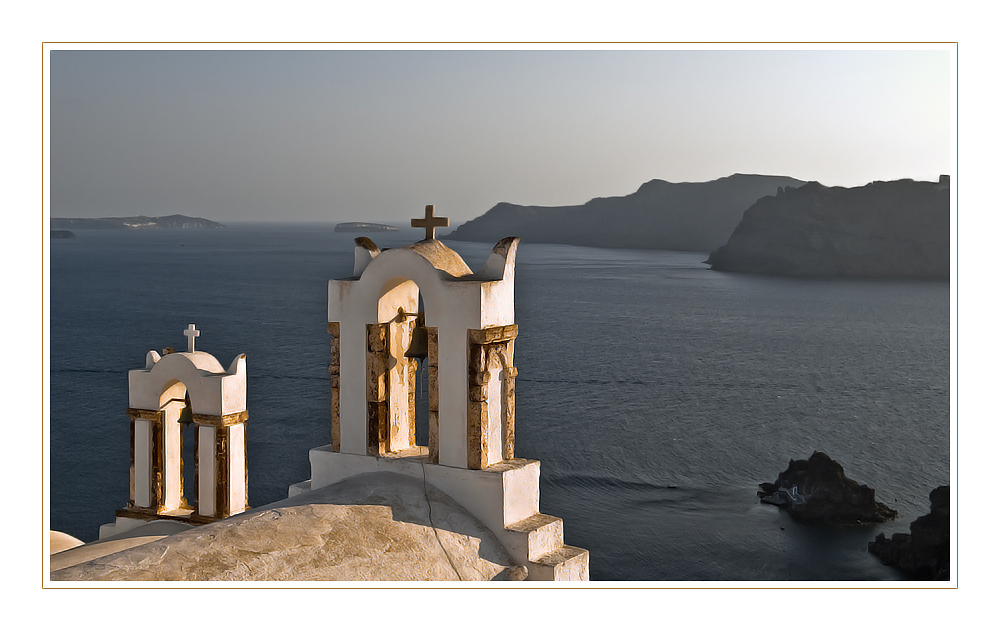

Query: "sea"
(47, 223), (951, 581)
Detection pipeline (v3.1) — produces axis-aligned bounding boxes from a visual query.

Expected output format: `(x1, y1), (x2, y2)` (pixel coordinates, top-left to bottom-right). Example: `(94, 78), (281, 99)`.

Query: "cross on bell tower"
(184, 324), (200, 353)
(411, 205), (449, 240)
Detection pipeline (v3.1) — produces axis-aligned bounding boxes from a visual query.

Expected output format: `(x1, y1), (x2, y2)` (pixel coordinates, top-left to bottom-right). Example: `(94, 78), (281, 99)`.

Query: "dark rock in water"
(758, 451), (898, 524)
(869, 486), (950, 580)
(51, 230), (76, 238)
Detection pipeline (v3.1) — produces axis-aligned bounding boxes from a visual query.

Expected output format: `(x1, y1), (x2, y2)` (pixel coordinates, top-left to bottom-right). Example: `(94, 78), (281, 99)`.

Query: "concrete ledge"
(505, 514), (564, 562)
(530, 546), (590, 581)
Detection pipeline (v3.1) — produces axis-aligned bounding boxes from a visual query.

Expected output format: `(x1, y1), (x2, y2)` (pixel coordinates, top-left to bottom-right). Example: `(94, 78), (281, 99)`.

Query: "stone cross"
(411, 205), (449, 240)
(184, 324), (200, 353)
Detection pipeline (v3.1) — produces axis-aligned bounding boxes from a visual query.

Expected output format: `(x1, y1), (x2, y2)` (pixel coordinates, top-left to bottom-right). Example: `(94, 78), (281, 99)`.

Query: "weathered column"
(126, 408), (161, 510)
(502, 363), (518, 461)
(387, 318), (416, 452)
(467, 325), (518, 470)
(196, 423), (216, 517)
(467, 340), (489, 470)
(427, 327), (439, 464)
(366, 323), (389, 456)
(329, 322), (341, 452)
(192, 411), (249, 519)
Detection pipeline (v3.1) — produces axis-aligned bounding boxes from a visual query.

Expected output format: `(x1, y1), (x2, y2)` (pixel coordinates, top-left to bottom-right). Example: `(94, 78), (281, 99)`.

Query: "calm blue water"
(48, 224), (950, 581)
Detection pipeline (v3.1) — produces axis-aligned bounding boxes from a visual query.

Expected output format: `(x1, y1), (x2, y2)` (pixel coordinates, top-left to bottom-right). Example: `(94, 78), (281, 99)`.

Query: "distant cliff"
(706, 178), (950, 279)
(446, 174), (807, 252)
(50, 215), (224, 230)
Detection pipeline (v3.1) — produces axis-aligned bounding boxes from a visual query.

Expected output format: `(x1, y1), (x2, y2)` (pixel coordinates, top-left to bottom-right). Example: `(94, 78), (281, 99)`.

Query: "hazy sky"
(48, 47), (953, 224)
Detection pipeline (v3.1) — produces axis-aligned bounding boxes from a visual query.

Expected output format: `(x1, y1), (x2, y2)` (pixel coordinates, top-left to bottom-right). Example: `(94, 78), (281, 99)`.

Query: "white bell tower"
(99, 325), (249, 539)
(293, 205), (589, 580)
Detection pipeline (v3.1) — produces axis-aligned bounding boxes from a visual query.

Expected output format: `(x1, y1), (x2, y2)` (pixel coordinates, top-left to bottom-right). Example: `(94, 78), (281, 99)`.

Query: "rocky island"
(758, 451), (898, 525)
(869, 485), (950, 580)
(51, 214), (224, 230)
(706, 177), (950, 279)
(334, 222), (398, 233)
(447, 174), (806, 253)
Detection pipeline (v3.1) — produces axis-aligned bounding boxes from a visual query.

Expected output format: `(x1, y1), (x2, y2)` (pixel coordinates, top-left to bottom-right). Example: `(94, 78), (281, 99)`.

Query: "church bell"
(404, 313), (428, 360)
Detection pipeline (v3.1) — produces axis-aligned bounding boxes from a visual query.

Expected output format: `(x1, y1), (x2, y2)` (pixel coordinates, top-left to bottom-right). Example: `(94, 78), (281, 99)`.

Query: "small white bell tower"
(99, 325), (249, 539)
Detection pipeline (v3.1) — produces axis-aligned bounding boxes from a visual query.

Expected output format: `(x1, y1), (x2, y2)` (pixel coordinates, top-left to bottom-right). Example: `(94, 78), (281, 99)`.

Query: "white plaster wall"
(198, 425), (216, 517)
(338, 319), (368, 455)
(486, 370), (503, 464)
(436, 323), (472, 468)
(377, 279), (418, 322)
(128, 352), (246, 417)
(304, 448), (539, 533)
(309, 447), (428, 489)
(499, 462), (541, 525)
(228, 424), (247, 514)
(479, 279), (515, 328)
(426, 460), (539, 529)
(161, 400), (184, 511)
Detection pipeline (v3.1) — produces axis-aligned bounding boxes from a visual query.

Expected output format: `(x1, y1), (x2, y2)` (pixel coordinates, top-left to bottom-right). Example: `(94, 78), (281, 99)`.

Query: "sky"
(47, 46), (954, 225)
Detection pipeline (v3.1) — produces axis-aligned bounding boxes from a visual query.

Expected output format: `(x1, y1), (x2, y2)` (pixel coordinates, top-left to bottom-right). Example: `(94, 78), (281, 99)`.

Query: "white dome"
(51, 473), (524, 581)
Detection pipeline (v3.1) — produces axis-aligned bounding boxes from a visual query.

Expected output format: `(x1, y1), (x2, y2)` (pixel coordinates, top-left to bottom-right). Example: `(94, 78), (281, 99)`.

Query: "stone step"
(529, 545), (590, 581)
(504, 513), (564, 562)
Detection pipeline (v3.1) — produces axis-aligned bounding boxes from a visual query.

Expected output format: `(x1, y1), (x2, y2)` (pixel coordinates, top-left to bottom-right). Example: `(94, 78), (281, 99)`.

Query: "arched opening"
(179, 393), (197, 512)
(373, 278), (438, 460)
(413, 293), (430, 448)
(158, 380), (194, 514)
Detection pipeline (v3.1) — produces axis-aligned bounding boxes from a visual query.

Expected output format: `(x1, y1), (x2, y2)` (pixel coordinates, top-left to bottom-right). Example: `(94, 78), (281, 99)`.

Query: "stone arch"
(153, 377), (193, 514)
(365, 274), (442, 460)
(356, 244), (471, 330)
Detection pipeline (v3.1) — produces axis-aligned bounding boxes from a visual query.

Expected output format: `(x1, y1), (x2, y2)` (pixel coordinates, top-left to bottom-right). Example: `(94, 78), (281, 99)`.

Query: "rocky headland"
(447, 174), (806, 253)
(869, 485), (950, 580)
(758, 451), (898, 525)
(706, 177), (950, 278)
(51, 214), (224, 230)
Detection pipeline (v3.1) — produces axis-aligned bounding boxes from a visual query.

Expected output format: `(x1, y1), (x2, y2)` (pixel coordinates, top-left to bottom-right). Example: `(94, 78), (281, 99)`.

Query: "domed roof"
(159, 350), (226, 373)
(400, 240), (474, 278)
(50, 473), (524, 581)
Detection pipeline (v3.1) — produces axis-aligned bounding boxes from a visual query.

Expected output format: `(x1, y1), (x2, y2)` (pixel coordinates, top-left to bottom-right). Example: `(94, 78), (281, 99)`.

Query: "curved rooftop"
(153, 350), (226, 374)
(51, 473), (525, 581)
(401, 239), (474, 278)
